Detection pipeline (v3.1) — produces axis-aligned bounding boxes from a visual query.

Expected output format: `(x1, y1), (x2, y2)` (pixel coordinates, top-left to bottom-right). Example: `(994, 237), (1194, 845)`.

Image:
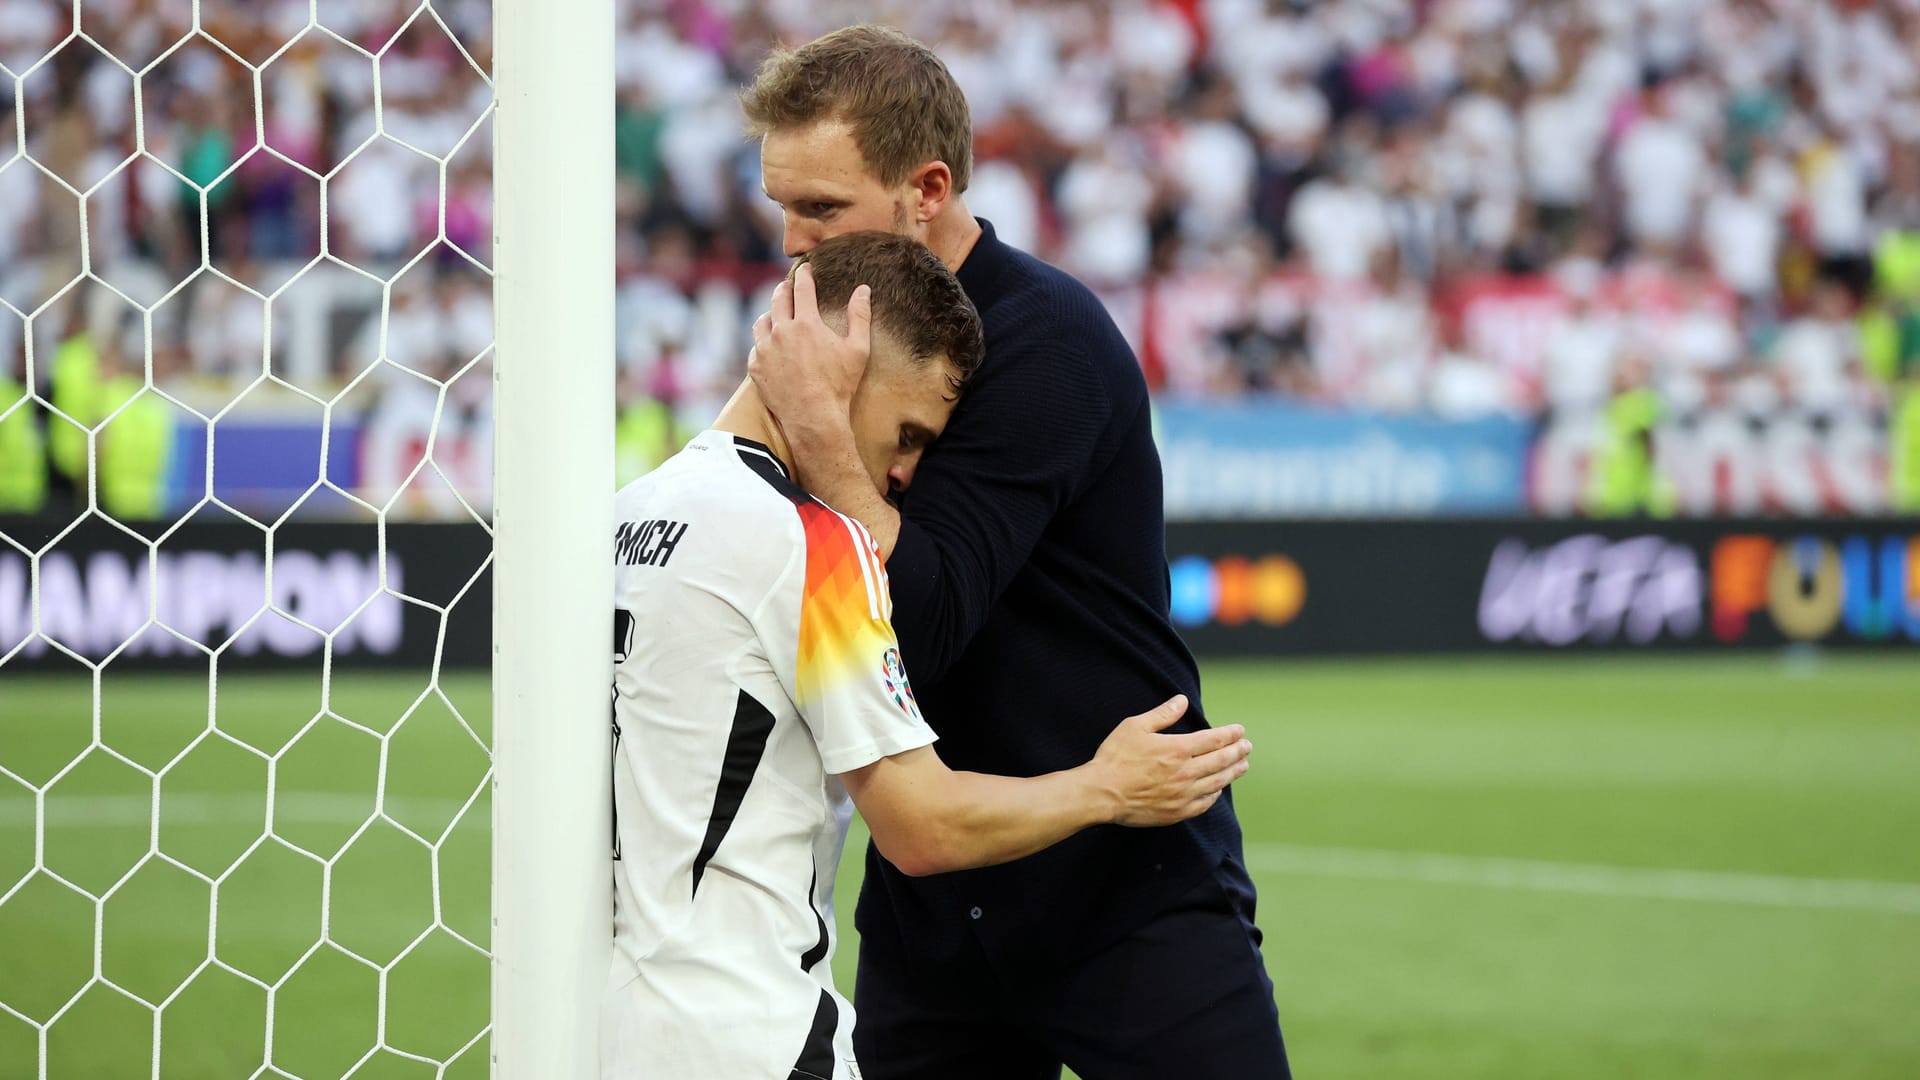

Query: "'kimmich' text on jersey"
(616, 519), (691, 567)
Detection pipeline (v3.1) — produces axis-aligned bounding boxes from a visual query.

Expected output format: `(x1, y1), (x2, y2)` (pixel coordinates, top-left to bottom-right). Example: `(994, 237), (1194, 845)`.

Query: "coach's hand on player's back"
(1089, 696), (1251, 828)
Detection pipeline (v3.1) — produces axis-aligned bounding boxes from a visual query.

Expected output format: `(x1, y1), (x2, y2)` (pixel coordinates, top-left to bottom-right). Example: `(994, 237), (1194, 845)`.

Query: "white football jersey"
(603, 429), (934, 1080)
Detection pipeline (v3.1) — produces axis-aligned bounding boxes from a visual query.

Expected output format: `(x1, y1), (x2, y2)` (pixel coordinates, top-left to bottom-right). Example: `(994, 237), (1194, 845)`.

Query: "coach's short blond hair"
(740, 24), (973, 194)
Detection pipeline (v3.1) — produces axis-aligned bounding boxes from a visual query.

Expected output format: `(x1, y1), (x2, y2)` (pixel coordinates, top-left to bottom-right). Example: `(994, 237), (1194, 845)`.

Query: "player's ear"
(910, 160), (953, 224)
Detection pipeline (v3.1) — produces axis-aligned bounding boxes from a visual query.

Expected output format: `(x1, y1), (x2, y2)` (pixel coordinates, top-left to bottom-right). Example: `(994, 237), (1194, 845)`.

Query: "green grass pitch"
(1, 655), (1917, 1078)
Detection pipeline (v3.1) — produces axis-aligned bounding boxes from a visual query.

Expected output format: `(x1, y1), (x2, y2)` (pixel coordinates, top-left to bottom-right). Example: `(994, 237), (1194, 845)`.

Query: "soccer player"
(742, 27), (1293, 1079)
(604, 231), (1253, 1080)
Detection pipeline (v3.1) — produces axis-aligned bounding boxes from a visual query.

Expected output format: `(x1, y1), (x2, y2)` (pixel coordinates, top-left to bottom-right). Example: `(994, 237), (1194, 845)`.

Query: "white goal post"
(491, 0), (615, 1076)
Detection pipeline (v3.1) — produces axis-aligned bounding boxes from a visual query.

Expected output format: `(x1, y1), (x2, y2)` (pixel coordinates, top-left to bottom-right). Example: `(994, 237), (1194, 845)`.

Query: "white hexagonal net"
(0, 1), (495, 1075)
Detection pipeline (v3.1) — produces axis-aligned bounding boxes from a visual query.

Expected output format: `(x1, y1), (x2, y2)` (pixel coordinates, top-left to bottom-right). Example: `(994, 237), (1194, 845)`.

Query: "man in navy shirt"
(742, 24), (1291, 1079)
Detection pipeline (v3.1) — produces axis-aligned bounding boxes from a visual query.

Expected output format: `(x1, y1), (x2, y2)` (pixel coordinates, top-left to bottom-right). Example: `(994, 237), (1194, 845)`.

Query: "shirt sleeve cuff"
(819, 727), (939, 776)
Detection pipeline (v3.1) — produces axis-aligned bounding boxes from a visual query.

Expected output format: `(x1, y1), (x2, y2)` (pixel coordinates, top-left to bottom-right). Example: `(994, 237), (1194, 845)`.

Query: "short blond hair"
(740, 24), (972, 194)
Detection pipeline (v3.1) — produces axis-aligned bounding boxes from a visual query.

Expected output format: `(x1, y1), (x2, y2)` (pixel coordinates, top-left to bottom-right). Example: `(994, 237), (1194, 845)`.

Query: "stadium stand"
(3, 0), (1918, 513)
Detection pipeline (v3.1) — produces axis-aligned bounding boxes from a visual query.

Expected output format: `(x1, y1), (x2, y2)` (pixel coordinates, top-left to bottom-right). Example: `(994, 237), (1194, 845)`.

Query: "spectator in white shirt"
(1701, 166), (1784, 300)
(1771, 278), (1860, 414)
(1544, 267), (1623, 416)
(1801, 116), (1874, 286)
(1289, 153), (1392, 281)
(1170, 75), (1259, 248)
(1057, 137), (1159, 285)
(1522, 65), (1607, 243)
(1615, 81), (1708, 253)
(1429, 314), (1519, 420)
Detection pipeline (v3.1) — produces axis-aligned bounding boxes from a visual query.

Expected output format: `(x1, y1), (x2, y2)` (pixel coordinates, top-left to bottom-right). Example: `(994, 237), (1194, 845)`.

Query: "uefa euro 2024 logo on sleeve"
(880, 647), (917, 717)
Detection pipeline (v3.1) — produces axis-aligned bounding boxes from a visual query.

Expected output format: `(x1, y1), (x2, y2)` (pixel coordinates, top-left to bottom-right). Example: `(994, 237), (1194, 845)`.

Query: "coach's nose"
(783, 216), (821, 258)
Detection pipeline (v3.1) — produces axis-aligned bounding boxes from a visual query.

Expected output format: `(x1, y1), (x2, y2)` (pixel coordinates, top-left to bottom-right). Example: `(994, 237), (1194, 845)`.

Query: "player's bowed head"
(754, 231), (983, 502)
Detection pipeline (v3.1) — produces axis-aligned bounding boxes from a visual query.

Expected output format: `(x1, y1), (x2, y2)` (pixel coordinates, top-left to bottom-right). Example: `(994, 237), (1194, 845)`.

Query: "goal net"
(0, 1), (609, 1075)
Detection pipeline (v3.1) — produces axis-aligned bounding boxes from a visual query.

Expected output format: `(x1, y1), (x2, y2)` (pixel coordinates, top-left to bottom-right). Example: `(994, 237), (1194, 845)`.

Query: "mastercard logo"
(1169, 554), (1307, 627)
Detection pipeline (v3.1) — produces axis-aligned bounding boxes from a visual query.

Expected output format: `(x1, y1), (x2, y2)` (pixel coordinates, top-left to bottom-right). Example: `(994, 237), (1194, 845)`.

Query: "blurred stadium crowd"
(2, 0), (1918, 517)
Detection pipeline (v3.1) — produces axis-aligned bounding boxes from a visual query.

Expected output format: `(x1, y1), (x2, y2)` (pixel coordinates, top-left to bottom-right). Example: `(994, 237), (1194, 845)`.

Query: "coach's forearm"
(878, 764), (1117, 877)
(787, 421), (901, 557)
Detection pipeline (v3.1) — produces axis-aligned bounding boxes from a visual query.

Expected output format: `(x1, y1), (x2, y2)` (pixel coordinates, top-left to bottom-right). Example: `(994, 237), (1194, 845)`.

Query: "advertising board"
(0, 516), (490, 672)
(1156, 400), (1532, 518)
(1166, 518), (1920, 655)
(5, 517), (1914, 668)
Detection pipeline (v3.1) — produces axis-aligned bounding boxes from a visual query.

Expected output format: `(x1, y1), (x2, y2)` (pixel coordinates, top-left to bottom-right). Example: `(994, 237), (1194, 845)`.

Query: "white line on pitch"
(7, 798), (1917, 915)
(1244, 842), (1920, 915)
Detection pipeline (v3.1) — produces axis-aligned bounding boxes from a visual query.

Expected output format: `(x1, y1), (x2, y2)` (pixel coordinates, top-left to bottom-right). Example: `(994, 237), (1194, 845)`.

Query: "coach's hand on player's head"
(1089, 696), (1251, 828)
(749, 262), (871, 435)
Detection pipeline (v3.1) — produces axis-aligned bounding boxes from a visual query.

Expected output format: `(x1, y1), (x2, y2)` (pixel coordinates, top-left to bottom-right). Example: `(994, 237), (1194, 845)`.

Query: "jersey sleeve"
(781, 499), (937, 774)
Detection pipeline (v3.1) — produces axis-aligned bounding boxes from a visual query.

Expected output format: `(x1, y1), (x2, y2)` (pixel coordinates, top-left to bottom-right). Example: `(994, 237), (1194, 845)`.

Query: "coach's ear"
(908, 160), (954, 226)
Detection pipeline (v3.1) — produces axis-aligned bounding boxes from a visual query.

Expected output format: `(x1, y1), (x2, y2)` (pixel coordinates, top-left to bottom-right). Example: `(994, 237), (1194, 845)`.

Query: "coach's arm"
(839, 696), (1249, 877)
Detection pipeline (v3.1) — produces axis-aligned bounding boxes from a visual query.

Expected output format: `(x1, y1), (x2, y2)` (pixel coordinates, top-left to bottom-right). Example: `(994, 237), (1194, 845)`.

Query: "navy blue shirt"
(858, 220), (1247, 972)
